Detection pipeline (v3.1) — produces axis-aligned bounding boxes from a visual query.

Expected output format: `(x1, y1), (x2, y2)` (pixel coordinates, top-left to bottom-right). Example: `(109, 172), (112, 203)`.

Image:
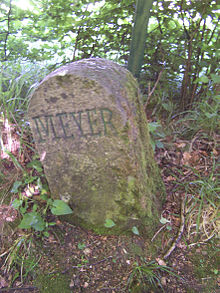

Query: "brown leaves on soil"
(0, 205), (18, 224)
(0, 275), (8, 289)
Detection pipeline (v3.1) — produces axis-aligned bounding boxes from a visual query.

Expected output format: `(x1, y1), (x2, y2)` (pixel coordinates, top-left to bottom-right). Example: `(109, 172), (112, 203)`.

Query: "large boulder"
(28, 58), (165, 233)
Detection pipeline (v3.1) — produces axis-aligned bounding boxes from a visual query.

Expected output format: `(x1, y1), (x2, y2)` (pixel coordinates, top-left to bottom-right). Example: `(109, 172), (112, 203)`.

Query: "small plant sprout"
(127, 259), (181, 292)
(10, 157), (73, 235)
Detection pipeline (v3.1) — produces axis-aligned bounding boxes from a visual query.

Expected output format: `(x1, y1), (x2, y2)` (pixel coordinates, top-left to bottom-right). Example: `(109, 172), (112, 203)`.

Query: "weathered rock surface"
(28, 58), (165, 233)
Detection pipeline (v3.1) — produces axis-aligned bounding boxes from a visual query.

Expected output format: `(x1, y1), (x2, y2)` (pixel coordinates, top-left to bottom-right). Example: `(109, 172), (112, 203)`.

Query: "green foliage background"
(0, 2), (219, 288)
(0, 0), (219, 111)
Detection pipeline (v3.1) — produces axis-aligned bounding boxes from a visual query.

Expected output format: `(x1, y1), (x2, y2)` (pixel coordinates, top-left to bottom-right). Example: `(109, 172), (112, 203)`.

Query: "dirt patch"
(1, 220), (219, 292)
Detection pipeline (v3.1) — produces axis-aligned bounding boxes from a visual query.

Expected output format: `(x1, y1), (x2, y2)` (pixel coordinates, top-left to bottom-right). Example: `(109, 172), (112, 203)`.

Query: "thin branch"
(144, 68), (164, 110)
(151, 224), (167, 242)
(72, 27), (82, 61)
(188, 234), (215, 247)
(207, 16), (219, 44)
(72, 4), (89, 61)
(0, 286), (38, 292)
(156, 15), (163, 35)
(163, 199), (185, 259)
(180, 0), (190, 40)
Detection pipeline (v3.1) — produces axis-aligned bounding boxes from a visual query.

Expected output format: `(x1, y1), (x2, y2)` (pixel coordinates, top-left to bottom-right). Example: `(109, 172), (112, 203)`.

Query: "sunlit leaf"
(211, 74), (220, 84)
(18, 212), (46, 231)
(11, 198), (23, 209)
(11, 181), (22, 193)
(160, 216), (170, 224)
(50, 200), (73, 215)
(148, 122), (160, 133)
(27, 160), (43, 172)
(104, 218), (115, 228)
(199, 75), (209, 83)
(43, 231), (50, 237)
(78, 242), (86, 250)
(132, 226), (139, 235)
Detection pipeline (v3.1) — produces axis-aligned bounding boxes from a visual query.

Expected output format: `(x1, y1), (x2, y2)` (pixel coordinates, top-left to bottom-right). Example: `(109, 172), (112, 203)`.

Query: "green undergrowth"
(170, 94), (219, 140)
(7, 156), (73, 235)
(1, 234), (38, 285)
(189, 240), (220, 292)
(0, 61), (47, 122)
(178, 159), (219, 244)
(127, 258), (181, 292)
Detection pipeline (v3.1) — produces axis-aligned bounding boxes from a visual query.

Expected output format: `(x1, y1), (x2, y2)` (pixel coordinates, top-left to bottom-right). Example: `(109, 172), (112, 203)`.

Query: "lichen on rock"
(28, 58), (166, 234)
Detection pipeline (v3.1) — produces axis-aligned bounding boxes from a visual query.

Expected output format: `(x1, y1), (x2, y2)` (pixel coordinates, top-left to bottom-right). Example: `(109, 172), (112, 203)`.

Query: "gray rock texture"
(28, 58), (165, 233)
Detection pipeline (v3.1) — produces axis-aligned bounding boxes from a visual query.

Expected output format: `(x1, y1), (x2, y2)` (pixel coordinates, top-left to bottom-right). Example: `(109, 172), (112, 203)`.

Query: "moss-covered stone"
(28, 58), (166, 234)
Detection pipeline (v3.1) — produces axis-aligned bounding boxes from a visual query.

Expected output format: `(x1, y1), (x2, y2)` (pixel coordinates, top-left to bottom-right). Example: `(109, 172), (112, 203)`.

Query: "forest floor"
(0, 118), (219, 293)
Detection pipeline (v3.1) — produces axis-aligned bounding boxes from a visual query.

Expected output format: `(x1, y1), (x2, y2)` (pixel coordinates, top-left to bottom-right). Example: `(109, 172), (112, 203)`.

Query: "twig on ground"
(188, 233), (215, 247)
(151, 224), (167, 242)
(0, 286), (37, 292)
(189, 130), (202, 153)
(163, 199), (185, 259)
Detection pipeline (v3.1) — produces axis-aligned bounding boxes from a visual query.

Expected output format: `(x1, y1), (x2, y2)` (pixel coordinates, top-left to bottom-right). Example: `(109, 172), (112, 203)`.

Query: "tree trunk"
(128, 0), (154, 78)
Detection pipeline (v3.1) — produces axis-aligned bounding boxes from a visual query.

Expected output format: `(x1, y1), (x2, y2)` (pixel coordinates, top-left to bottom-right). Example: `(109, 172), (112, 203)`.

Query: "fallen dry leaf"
(161, 276), (167, 286)
(0, 275), (8, 289)
(213, 148), (218, 156)
(166, 175), (176, 181)
(0, 205), (17, 222)
(156, 258), (166, 266)
(176, 142), (186, 149)
(181, 151), (192, 165)
(83, 248), (92, 256)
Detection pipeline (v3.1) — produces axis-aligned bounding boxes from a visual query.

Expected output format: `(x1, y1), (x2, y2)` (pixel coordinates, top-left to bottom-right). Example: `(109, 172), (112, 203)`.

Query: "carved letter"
(70, 111), (85, 137)
(86, 108), (101, 137)
(56, 112), (74, 139)
(100, 108), (117, 135)
(32, 115), (60, 143)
